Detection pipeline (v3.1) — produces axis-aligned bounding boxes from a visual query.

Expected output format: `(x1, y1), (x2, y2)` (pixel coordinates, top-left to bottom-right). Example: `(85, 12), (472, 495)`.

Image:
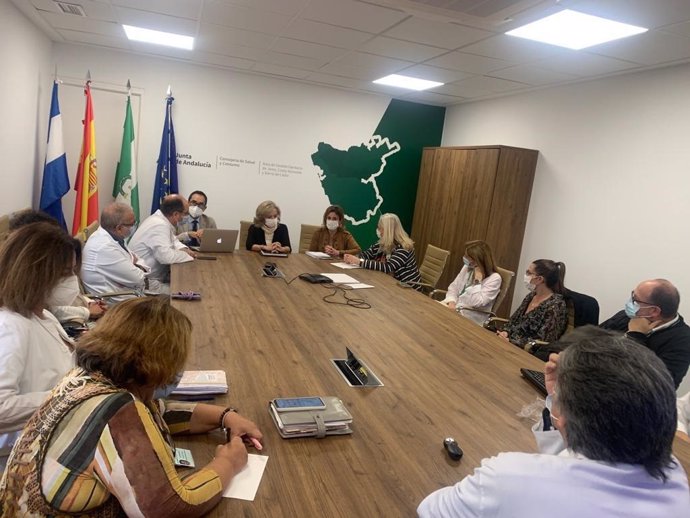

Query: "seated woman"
(441, 240), (502, 325)
(48, 238), (106, 325)
(497, 259), (568, 347)
(246, 200), (291, 254)
(0, 297), (263, 516)
(309, 205), (361, 258)
(0, 223), (76, 468)
(342, 213), (421, 287)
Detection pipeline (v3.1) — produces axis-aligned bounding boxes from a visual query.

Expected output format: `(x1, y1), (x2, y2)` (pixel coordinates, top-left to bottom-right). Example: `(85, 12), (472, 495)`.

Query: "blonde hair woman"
(343, 213), (421, 287)
(246, 200), (291, 253)
(0, 297), (263, 516)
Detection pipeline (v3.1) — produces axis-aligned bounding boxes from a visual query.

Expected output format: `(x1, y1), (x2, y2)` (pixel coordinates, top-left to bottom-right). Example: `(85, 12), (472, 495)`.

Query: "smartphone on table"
(273, 396), (326, 412)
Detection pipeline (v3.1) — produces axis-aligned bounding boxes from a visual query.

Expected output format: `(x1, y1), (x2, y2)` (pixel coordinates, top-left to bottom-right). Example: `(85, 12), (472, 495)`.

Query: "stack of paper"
(171, 370), (228, 396)
(306, 251), (331, 259)
(331, 262), (361, 269)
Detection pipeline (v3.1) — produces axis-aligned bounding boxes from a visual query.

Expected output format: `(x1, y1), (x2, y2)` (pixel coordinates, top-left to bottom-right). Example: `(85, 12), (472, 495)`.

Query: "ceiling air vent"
(54, 1), (86, 16)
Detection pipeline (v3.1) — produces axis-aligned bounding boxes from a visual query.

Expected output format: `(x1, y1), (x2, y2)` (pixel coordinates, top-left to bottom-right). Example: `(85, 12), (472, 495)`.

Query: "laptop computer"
(198, 229), (239, 253)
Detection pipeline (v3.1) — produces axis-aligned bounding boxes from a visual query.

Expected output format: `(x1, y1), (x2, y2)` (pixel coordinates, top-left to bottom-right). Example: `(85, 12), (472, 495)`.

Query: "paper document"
(331, 262), (361, 269)
(306, 251), (331, 259)
(346, 283), (374, 289)
(222, 454), (269, 501)
(320, 273), (359, 284)
(171, 370), (228, 395)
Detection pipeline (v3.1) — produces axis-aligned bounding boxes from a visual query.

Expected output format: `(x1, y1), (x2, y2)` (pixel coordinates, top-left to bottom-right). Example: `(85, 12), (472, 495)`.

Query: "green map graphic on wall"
(311, 99), (445, 249)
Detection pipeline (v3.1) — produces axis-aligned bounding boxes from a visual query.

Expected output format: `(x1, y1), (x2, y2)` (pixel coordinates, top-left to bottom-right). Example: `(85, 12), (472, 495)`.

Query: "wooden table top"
(171, 252), (690, 517)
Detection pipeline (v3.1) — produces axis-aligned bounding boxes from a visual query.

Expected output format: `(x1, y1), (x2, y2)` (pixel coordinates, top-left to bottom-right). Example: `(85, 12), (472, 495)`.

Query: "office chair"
(299, 223), (321, 254)
(403, 244), (450, 293)
(239, 220), (252, 250)
(83, 220), (99, 242)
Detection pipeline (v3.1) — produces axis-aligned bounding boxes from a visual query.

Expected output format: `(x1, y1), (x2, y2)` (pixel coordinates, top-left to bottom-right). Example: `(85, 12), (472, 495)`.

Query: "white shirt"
(82, 226), (148, 302)
(442, 266), (502, 324)
(678, 392), (690, 434)
(418, 420), (690, 518)
(128, 210), (193, 293)
(0, 308), (74, 458)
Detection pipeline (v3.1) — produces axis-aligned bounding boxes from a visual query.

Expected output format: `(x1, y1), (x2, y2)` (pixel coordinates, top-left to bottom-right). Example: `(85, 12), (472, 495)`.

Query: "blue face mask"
(625, 297), (639, 318)
(153, 371), (183, 400)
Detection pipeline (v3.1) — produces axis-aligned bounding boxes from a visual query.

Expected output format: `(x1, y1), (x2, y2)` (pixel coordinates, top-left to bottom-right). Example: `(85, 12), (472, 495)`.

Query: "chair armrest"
(398, 281), (435, 293)
(430, 289), (447, 300)
(86, 290), (138, 299)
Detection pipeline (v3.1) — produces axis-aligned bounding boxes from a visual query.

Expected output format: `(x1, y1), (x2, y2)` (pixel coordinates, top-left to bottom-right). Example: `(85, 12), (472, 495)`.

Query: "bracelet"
(219, 407), (237, 440)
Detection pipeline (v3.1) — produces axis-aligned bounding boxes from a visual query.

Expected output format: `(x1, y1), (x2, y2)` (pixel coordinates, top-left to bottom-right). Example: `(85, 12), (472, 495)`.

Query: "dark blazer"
(600, 311), (690, 388)
(246, 223), (291, 252)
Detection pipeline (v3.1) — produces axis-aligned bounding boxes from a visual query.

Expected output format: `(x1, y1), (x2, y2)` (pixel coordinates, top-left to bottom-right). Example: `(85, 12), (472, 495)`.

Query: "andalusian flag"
(72, 79), (98, 235)
(151, 92), (178, 213)
(39, 80), (70, 230)
(113, 86), (139, 222)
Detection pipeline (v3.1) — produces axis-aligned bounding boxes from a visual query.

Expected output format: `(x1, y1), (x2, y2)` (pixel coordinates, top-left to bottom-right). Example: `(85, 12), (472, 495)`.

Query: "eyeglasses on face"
(630, 290), (656, 306)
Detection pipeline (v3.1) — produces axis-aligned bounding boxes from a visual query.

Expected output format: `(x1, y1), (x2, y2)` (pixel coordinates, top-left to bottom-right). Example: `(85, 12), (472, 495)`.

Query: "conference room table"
(171, 251), (690, 517)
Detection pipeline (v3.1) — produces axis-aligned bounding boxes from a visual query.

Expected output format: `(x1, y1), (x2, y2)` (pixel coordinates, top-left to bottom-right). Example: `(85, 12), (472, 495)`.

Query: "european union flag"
(39, 81), (70, 230)
(151, 95), (178, 213)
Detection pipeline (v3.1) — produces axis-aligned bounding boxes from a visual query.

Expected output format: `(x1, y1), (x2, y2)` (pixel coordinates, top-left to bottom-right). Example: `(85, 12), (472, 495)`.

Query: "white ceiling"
(12, 0), (690, 105)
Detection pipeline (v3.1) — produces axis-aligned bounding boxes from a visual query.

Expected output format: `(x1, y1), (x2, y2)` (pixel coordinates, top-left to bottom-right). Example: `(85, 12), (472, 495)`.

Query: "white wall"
(442, 63), (690, 392)
(0, 0), (52, 213)
(51, 43), (393, 242)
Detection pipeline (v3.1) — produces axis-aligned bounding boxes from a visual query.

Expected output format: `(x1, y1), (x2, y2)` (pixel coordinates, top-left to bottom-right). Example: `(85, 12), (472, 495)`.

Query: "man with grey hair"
(418, 327), (689, 517)
(82, 203), (148, 302)
(600, 278), (690, 388)
(129, 195), (194, 294)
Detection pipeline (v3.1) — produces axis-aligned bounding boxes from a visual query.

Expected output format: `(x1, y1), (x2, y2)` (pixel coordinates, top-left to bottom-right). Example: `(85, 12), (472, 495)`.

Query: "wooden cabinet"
(411, 145), (538, 317)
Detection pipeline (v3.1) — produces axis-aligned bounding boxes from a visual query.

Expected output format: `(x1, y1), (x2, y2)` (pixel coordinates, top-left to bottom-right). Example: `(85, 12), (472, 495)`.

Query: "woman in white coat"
(0, 223), (76, 467)
(442, 240), (502, 324)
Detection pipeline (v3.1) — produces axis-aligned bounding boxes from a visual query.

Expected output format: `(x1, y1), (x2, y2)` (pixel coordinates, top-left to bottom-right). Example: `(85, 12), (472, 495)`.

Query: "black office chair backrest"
(564, 289), (600, 328)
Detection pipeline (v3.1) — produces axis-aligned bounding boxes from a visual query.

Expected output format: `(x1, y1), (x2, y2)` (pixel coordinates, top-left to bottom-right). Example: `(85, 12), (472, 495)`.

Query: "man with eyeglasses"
(175, 190), (217, 248)
(599, 279), (690, 388)
(418, 327), (689, 517)
(82, 203), (149, 303)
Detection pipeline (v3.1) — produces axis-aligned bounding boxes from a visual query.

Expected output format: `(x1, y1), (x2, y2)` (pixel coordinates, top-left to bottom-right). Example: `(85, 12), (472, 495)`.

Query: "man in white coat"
(418, 327), (690, 518)
(82, 203), (148, 302)
(129, 195), (194, 294)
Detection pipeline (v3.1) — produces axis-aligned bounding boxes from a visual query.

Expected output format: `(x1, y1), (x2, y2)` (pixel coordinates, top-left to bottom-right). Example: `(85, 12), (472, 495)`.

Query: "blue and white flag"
(151, 94), (178, 213)
(39, 81), (70, 229)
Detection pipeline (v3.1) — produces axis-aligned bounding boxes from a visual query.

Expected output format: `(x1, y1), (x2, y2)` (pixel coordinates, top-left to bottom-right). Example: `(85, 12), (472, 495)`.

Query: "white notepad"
(306, 251), (331, 259)
(222, 454), (269, 501)
(331, 262), (361, 269)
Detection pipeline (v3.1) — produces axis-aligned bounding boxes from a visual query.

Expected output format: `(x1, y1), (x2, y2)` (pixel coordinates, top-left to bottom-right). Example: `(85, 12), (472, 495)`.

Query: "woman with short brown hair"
(1, 297), (263, 517)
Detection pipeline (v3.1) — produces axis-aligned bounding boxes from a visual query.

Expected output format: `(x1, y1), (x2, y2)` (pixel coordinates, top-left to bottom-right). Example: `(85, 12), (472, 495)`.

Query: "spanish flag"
(72, 80), (99, 236)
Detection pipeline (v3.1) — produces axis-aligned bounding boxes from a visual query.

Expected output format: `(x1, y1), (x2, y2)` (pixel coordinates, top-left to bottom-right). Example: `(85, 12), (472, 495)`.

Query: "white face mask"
(125, 224), (137, 239)
(264, 217), (278, 229)
(188, 205), (203, 219)
(523, 274), (536, 292)
(376, 228), (382, 239)
(326, 220), (339, 231)
(47, 274), (81, 307)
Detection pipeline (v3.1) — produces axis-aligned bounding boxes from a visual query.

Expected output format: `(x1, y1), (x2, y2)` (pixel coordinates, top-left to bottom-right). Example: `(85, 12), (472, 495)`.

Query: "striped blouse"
(39, 393), (222, 517)
(360, 243), (422, 287)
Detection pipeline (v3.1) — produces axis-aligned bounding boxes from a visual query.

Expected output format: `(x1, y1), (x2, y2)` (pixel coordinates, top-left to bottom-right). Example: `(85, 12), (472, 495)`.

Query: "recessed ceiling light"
(505, 9), (647, 50)
(123, 25), (194, 50)
(373, 74), (443, 91)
